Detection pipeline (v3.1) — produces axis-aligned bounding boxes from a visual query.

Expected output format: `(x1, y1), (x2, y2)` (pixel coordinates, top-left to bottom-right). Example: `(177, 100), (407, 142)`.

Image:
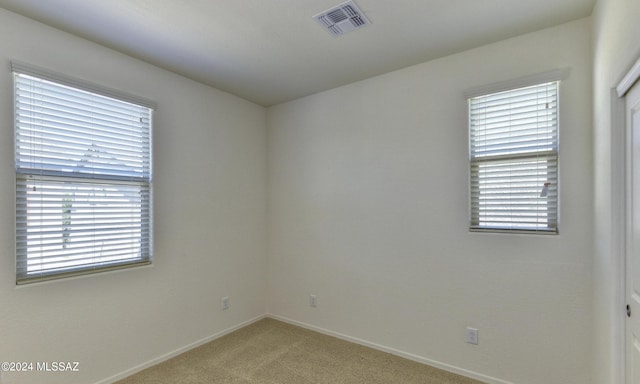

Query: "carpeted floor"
(115, 318), (485, 384)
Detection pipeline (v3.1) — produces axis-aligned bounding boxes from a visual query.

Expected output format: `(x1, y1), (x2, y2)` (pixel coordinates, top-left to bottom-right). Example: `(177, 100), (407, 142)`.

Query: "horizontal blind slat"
(469, 80), (559, 232)
(14, 69), (153, 284)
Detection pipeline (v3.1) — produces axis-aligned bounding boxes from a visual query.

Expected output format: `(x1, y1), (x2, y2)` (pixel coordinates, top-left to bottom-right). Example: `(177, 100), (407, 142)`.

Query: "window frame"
(12, 62), (156, 284)
(466, 70), (568, 235)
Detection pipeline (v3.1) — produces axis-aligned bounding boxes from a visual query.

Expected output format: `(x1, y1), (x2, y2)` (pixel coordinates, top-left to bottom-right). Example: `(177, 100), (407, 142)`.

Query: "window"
(468, 81), (559, 234)
(13, 63), (155, 284)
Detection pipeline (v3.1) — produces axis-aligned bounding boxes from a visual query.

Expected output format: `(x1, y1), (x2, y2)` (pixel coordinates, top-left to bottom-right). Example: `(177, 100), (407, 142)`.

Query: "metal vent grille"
(313, 1), (370, 36)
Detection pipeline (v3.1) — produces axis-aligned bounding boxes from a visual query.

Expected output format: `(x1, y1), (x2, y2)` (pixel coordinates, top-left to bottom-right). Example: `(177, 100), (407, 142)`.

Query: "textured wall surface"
(0, 9), (267, 384)
(0, 6), (602, 384)
(267, 18), (593, 384)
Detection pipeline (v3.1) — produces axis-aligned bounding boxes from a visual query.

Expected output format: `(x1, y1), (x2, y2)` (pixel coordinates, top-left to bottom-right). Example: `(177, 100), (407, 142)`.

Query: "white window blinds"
(469, 81), (558, 233)
(14, 64), (154, 284)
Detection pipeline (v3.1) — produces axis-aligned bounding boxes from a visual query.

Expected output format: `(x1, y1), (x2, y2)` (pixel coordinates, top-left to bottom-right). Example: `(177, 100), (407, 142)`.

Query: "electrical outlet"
(466, 327), (479, 345)
(310, 294), (317, 308)
(222, 296), (230, 311)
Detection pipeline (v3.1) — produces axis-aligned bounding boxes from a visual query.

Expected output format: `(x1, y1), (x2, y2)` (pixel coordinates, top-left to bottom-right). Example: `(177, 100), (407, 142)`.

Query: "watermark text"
(1, 361), (80, 373)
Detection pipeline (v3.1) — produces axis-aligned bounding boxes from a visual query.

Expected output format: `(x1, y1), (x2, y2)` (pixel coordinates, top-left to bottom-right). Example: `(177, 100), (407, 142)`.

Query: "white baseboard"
(267, 314), (514, 384)
(96, 312), (513, 384)
(95, 314), (266, 384)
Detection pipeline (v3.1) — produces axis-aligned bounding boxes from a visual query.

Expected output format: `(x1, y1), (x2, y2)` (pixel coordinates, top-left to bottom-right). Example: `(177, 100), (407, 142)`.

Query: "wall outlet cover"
(466, 327), (479, 345)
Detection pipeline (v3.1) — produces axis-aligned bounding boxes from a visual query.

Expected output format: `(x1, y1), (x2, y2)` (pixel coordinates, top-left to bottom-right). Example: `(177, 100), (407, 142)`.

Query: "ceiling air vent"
(313, 0), (371, 36)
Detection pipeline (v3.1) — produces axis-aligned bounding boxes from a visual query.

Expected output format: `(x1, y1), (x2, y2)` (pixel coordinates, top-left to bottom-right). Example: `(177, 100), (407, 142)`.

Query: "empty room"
(0, 0), (637, 383)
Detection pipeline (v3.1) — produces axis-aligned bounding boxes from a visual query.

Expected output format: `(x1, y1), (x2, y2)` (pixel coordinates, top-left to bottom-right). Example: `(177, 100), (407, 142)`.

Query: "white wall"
(0, 7), (600, 384)
(0, 9), (267, 384)
(592, 0), (640, 383)
(267, 18), (593, 384)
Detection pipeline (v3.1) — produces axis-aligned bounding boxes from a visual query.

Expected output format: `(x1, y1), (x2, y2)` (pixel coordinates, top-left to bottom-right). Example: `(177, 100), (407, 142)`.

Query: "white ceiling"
(0, 0), (595, 106)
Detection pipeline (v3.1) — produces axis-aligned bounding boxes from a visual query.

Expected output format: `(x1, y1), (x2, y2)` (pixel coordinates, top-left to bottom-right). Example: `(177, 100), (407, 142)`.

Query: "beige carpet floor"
(115, 318), (485, 384)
